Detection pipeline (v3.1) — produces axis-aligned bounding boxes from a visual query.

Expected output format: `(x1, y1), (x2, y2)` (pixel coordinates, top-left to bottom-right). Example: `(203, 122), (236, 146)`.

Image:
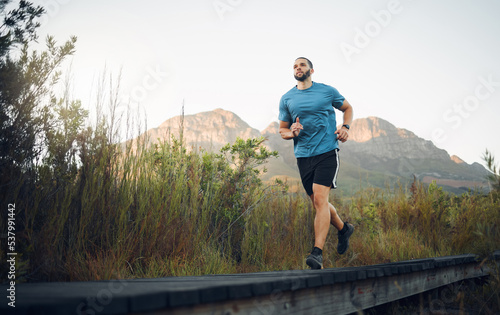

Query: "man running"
(278, 57), (354, 269)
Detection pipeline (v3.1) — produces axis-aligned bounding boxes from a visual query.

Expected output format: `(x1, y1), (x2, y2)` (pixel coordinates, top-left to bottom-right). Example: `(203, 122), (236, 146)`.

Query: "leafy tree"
(0, 1), (83, 281)
(44, 95), (88, 184)
(0, 0), (78, 191)
(0, 0), (44, 57)
(1, 0), (44, 176)
(217, 136), (279, 261)
(220, 136), (279, 218)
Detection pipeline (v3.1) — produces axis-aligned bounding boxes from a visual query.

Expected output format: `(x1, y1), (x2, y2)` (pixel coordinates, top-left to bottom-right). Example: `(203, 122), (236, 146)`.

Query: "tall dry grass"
(2, 118), (499, 283)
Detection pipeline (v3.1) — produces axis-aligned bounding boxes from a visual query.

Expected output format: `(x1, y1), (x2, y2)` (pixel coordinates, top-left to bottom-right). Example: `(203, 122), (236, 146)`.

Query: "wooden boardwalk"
(2, 251), (498, 315)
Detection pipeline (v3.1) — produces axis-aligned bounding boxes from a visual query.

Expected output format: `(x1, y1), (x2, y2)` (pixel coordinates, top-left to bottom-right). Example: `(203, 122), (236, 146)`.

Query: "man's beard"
(294, 69), (311, 82)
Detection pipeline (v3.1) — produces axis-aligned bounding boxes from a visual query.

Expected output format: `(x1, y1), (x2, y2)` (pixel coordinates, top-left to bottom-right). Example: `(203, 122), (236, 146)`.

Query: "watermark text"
(6, 203), (16, 308)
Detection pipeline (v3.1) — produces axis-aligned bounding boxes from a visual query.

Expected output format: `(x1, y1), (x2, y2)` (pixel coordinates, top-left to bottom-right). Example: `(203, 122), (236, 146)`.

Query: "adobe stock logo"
(75, 277), (129, 315)
(340, 0), (407, 64)
(432, 75), (499, 145)
(213, 0), (244, 21)
(38, 0), (73, 28)
(116, 65), (170, 116)
(108, 64), (170, 140)
(121, 65), (169, 104)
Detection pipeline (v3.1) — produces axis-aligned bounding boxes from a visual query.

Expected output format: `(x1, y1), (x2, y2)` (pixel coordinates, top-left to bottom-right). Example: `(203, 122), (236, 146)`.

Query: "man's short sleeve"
(278, 95), (292, 123)
(331, 87), (345, 109)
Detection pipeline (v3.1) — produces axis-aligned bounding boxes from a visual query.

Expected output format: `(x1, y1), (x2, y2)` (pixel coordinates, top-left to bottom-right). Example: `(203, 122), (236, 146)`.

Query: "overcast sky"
(24, 0), (500, 165)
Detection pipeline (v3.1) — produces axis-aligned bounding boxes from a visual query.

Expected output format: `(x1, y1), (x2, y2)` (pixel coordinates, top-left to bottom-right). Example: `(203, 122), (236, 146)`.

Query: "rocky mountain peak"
(343, 116), (450, 161)
(451, 155), (465, 164)
(147, 108), (260, 151)
(261, 122), (279, 135)
(349, 116), (417, 143)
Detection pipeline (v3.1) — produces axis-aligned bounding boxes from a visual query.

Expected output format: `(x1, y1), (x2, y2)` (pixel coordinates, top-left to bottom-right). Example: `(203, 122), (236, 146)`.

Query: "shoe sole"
(337, 224), (354, 255)
(306, 257), (323, 270)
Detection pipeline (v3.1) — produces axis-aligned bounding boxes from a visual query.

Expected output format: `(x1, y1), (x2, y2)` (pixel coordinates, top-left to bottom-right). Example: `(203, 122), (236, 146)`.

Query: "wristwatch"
(342, 124), (350, 130)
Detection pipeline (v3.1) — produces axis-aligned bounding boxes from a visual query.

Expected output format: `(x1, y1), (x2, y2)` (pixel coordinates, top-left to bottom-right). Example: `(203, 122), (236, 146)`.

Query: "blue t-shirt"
(279, 82), (345, 158)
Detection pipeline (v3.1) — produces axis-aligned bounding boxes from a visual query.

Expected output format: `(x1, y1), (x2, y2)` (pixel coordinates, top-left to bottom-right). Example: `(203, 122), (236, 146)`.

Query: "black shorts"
(296, 149), (340, 196)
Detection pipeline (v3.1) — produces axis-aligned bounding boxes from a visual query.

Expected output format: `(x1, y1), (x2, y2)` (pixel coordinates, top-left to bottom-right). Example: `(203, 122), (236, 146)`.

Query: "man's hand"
(335, 126), (349, 143)
(290, 117), (303, 138)
(336, 100), (353, 143)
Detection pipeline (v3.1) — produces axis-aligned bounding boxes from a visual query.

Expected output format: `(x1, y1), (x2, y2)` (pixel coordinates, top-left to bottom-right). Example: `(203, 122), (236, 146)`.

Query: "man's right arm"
(279, 120), (294, 139)
(279, 118), (303, 140)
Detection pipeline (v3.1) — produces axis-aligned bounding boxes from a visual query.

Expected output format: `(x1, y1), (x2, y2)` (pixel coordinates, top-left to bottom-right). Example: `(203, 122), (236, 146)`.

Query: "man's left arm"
(335, 99), (353, 143)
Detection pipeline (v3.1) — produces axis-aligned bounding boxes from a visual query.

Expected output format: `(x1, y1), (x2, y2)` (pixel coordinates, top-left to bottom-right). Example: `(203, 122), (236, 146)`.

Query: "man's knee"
(312, 187), (329, 209)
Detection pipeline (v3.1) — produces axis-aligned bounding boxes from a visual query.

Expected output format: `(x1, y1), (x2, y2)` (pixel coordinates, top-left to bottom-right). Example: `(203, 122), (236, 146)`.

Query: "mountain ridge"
(140, 108), (489, 194)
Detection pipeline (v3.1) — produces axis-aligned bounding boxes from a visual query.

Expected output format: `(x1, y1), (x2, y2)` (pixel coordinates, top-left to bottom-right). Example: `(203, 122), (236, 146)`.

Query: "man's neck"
(297, 79), (313, 90)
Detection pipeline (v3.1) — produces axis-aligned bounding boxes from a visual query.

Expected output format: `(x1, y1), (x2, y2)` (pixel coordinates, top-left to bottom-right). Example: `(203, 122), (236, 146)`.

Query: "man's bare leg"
(310, 183), (332, 250)
(306, 184), (353, 269)
(309, 186), (346, 248)
(305, 184), (331, 269)
(329, 203), (345, 231)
